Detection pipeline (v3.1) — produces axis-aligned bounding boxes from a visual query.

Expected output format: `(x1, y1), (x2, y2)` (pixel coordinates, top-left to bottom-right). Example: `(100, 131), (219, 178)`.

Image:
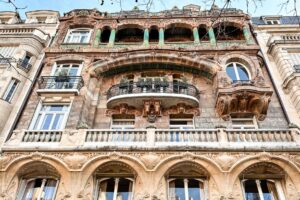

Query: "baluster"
(167, 131), (171, 142)
(86, 131), (92, 142)
(23, 132), (30, 142)
(212, 131), (218, 142)
(256, 132), (262, 142)
(232, 132), (238, 142)
(108, 131), (112, 142)
(274, 131), (280, 142)
(45, 132), (50, 142)
(40, 131), (45, 142)
(287, 131), (293, 142)
(56, 132), (62, 142)
(244, 132), (250, 142)
(103, 131), (108, 142)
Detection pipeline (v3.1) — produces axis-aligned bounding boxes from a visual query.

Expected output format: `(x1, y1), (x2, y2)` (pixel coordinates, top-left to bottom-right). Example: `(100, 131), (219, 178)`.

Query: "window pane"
(69, 65), (79, 76)
(41, 114), (53, 130)
(4, 80), (18, 102)
(99, 178), (115, 200)
(117, 178), (132, 200)
(188, 179), (202, 200)
(49, 105), (64, 112)
(51, 114), (64, 130)
(226, 65), (237, 81)
(237, 64), (249, 81)
(260, 180), (279, 200)
(33, 114), (42, 130)
(22, 180), (36, 200)
(174, 179), (185, 200)
(43, 179), (58, 200)
(244, 180), (260, 200)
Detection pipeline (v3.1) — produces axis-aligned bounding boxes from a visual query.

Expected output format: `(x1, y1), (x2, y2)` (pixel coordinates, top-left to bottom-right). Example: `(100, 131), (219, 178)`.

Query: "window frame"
(64, 28), (92, 44)
(17, 177), (59, 200)
(111, 118), (135, 130)
(167, 178), (208, 200)
(2, 78), (19, 102)
(29, 102), (72, 131)
(226, 62), (251, 82)
(231, 116), (258, 130)
(241, 179), (285, 200)
(169, 117), (195, 130)
(94, 177), (135, 200)
(50, 62), (83, 76)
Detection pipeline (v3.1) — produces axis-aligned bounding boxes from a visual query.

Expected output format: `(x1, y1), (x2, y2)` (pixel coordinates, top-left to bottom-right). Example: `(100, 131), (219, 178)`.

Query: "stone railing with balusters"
(2, 128), (300, 151)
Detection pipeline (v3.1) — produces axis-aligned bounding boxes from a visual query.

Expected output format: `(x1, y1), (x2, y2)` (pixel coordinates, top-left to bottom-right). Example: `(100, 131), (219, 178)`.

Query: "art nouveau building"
(252, 16), (300, 127)
(0, 10), (59, 145)
(1, 5), (300, 200)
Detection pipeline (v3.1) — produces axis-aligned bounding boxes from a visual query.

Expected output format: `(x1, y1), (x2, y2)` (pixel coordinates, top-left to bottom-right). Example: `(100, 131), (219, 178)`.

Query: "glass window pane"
(188, 179), (202, 200)
(174, 179), (185, 200)
(49, 105), (64, 112)
(99, 178), (115, 200)
(33, 114), (42, 130)
(22, 180), (36, 200)
(43, 179), (58, 200)
(244, 180), (260, 200)
(4, 80), (18, 102)
(117, 178), (132, 200)
(32, 179), (43, 200)
(51, 114), (64, 130)
(226, 65), (237, 81)
(237, 64), (249, 81)
(41, 114), (53, 130)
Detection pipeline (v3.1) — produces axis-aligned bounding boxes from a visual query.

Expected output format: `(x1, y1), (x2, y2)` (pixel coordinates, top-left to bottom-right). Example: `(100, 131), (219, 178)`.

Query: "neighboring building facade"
(0, 10), (59, 145)
(1, 5), (300, 200)
(252, 15), (300, 126)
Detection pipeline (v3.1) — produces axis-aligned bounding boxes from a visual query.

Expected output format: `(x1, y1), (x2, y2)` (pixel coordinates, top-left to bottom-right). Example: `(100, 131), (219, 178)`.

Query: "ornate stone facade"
(0, 5), (299, 200)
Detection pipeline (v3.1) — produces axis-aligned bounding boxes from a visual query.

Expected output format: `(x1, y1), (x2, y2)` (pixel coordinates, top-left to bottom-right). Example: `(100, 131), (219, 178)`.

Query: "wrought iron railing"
(17, 58), (32, 72)
(232, 80), (254, 85)
(107, 81), (200, 100)
(38, 76), (84, 91)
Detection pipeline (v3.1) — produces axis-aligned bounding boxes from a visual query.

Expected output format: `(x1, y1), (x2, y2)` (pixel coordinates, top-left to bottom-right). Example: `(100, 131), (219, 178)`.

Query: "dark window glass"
(244, 180), (260, 200)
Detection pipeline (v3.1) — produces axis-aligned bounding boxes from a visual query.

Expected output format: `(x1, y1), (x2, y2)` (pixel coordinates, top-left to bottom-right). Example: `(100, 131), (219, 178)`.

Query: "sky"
(0, 0), (299, 18)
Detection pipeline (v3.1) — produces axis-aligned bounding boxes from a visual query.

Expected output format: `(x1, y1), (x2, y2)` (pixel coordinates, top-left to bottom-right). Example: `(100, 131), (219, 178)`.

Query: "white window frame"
(50, 62), (83, 76)
(111, 118), (135, 130)
(167, 178), (208, 200)
(64, 28), (92, 44)
(266, 20), (280, 25)
(231, 116), (258, 130)
(2, 78), (19, 102)
(17, 177), (59, 200)
(29, 102), (72, 131)
(241, 179), (285, 200)
(169, 117), (195, 130)
(94, 177), (135, 200)
(226, 62), (251, 81)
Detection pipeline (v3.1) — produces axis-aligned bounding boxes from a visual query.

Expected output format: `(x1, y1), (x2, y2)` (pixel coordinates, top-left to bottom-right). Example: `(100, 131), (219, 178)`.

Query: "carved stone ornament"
(216, 86), (273, 121)
(106, 103), (141, 116)
(63, 153), (88, 170)
(167, 103), (200, 116)
(143, 99), (161, 123)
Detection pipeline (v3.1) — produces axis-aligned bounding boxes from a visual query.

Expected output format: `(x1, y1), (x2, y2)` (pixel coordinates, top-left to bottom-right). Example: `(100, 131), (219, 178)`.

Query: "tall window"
(242, 179), (281, 200)
(95, 178), (133, 200)
(53, 63), (80, 76)
(226, 62), (250, 82)
(2, 78), (19, 102)
(64, 29), (91, 43)
(30, 104), (69, 130)
(18, 178), (58, 200)
(168, 178), (205, 200)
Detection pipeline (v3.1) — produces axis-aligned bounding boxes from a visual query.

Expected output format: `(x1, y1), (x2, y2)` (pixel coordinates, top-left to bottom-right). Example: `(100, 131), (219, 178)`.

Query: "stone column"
(243, 25), (255, 45)
(108, 28), (116, 47)
(113, 178), (120, 200)
(93, 29), (101, 47)
(208, 27), (216, 46)
(159, 28), (164, 46)
(193, 27), (200, 44)
(143, 28), (149, 47)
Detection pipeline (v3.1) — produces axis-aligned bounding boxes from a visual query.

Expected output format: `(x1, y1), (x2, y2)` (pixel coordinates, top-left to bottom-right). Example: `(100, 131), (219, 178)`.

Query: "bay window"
(18, 178), (59, 200)
(95, 178), (134, 200)
(30, 104), (70, 130)
(168, 178), (206, 200)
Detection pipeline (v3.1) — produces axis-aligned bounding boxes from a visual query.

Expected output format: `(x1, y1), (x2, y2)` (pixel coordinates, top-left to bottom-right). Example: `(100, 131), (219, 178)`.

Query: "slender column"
(113, 178), (120, 200)
(108, 29), (116, 47)
(143, 28), (149, 47)
(184, 179), (189, 200)
(159, 28), (164, 46)
(93, 29), (101, 47)
(208, 27), (216, 46)
(243, 25), (255, 45)
(193, 27), (200, 44)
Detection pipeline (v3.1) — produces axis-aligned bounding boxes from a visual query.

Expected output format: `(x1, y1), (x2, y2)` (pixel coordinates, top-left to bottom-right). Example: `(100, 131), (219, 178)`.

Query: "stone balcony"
(3, 128), (300, 151)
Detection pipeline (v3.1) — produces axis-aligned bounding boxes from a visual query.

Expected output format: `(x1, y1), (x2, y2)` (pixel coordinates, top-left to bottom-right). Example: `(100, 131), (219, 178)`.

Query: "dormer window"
(266, 20), (280, 25)
(64, 29), (91, 44)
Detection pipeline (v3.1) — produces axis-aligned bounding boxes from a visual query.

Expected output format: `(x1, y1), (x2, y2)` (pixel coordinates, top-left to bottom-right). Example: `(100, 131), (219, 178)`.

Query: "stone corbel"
(105, 103), (142, 116)
(143, 100), (161, 123)
(167, 103), (200, 116)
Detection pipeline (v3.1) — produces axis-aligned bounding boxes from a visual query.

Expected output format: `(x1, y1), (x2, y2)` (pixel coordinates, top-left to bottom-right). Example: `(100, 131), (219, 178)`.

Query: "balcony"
(3, 128), (300, 151)
(17, 58), (32, 73)
(37, 76), (84, 95)
(107, 81), (200, 108)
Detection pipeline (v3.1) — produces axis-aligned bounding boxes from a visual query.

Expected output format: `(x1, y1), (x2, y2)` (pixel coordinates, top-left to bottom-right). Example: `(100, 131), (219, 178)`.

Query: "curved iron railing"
(107, 81), (200, 100)
(38, 76), (84, 90)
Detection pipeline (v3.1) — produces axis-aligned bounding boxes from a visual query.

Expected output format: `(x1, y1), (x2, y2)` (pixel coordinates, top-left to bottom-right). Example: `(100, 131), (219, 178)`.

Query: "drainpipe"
(2, 24), (59, 145)
(252, 27), (291, 125)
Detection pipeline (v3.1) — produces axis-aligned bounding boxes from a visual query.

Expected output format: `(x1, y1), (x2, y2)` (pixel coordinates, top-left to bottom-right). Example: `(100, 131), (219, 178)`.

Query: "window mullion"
(184, 178), (189, 200)
(233, 63), (241, 80)
(113, 178), (120, 200)
(256, 180), (265, 200)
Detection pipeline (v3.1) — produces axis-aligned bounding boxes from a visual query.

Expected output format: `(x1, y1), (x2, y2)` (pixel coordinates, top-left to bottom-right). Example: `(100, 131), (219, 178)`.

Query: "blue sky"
(0, 0), (298, 18)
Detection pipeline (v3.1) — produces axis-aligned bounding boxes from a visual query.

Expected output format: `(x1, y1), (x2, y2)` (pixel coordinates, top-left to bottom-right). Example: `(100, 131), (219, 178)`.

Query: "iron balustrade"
(107, 81), (200, 100)
(17, 58), (32, 72)
(38, 76), (84, 90)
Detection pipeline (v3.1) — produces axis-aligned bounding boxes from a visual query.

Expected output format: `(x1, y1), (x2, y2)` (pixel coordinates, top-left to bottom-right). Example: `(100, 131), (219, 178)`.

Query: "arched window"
(64, 28), (92, 43)
(101, 27), (111, 43)
(94, 162), (136, 200)
(115, 26), (144, 43)
(165, 24), (194, 42)
(166, 162), (208, 200)
(226, 62), (250, 82)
